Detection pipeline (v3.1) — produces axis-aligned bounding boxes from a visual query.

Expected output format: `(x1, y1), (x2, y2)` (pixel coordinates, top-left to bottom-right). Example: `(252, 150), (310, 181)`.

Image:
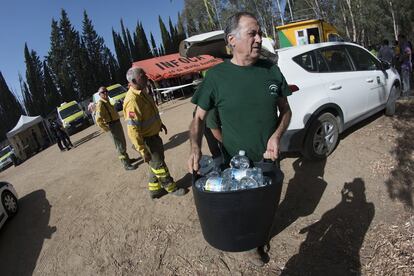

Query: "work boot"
(124, 163), (138, 171)
(149, 189), (167, 199)
(170, 187), (186, 196)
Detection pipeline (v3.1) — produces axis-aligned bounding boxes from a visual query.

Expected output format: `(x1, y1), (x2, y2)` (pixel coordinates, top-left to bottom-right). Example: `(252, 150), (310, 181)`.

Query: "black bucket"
(192, 161), (284, 252)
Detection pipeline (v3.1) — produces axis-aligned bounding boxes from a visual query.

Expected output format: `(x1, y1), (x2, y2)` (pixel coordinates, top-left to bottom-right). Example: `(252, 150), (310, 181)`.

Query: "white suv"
(278, 42), (400, 159)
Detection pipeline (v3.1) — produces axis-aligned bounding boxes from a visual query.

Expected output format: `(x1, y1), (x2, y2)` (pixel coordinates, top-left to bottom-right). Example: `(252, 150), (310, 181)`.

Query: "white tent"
(6, 115), (52, 161)
(7, 115), (43, 137)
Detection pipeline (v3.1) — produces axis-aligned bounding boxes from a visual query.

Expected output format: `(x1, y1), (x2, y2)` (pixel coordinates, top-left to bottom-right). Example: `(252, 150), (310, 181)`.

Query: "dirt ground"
(0, 96), (413, 276)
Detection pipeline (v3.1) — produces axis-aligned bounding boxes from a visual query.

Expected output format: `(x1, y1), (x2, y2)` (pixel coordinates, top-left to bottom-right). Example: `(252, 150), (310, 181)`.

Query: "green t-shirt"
(192, 59), (291, 162)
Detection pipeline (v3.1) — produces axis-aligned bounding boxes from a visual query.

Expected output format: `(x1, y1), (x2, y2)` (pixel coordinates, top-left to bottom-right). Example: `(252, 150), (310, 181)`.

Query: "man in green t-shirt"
(188, 12), (292, 266)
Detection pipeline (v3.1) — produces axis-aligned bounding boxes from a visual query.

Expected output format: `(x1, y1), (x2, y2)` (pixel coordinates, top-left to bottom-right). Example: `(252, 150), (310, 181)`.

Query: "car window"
(315, 51), (329, 72)
(320, 48), (353, 72)
(346, 45), (380, 71)
(293, 51), (318, 72)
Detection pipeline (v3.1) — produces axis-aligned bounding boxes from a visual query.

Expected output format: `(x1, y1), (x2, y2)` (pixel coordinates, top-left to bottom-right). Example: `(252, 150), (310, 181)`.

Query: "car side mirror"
(380, 60), (391, 71)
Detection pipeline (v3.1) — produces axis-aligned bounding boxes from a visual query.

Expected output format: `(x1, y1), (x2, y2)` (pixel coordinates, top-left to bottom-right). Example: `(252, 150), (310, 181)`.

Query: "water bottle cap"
(238, 150), (246, 156)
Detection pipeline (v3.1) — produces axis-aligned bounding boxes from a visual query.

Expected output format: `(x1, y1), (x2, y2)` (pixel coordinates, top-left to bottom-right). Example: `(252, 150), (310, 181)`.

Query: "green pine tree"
(0, 71), (22, 140)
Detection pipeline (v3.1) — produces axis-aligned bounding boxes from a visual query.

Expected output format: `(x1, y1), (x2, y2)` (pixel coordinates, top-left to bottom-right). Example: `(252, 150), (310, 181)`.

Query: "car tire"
(385, 86), (398, 116)
(303, 113), (339, 160)
(1, 190), (18, 217)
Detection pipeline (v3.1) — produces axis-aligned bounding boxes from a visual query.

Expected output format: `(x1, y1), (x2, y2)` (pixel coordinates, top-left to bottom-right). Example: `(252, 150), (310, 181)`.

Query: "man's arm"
(95, 103), (110, 132)
(210, 128), (222, 142)
(263, 96), (292, 161)
(124, 101), (151, 162)
(188, 106), (208, 172)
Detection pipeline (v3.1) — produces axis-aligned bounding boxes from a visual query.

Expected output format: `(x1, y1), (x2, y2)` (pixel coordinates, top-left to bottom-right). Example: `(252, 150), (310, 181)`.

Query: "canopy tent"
(6, 115), (52, 161)
(7, 115), (43, 137)
(132, 53), (223, 81)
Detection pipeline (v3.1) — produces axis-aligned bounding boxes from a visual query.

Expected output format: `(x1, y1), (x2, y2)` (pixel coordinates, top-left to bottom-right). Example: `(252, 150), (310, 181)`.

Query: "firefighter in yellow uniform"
(96, 86), (138, 171)
(123, 67), (186, 199)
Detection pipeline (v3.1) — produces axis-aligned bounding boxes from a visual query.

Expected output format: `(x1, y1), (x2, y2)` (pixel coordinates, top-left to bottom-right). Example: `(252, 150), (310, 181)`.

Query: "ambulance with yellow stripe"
(277, 19), (342, 48)
(57, 101), (90, 135)
(105, 84), (128, 111)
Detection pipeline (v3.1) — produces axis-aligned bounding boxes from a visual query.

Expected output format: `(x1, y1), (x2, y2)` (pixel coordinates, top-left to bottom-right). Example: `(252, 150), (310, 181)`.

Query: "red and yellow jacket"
(123, 87), (162, 156)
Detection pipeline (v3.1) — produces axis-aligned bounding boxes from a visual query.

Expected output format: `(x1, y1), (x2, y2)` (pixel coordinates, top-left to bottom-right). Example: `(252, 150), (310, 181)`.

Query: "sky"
(0, 0), (184, 100)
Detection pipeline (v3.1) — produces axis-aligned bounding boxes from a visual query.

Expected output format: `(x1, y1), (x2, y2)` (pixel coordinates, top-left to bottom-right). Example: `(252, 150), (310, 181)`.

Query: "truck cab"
(57, 101), (90, 135)
(277, 19), (342, 48)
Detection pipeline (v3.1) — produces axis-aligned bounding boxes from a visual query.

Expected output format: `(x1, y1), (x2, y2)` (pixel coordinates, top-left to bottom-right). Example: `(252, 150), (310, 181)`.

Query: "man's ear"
(227, 34), (236, 48)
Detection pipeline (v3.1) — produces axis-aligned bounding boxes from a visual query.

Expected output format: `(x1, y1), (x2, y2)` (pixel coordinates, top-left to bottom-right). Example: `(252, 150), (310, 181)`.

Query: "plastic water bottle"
(195, 177), (207, 191)
(230, 150), (250, 169)
(239, 176), (258, 190)
(247, 167), (264, 186)
(199, 155), (215, 176)
(204, 176), (225, 192)
(222, 168), (238, 191)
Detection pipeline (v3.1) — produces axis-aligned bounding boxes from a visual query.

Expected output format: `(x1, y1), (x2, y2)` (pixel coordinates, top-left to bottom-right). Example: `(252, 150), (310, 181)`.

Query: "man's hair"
(383, 39), (389, 45)
(126, 67), (144, 83)
(224, 11), (258, 45)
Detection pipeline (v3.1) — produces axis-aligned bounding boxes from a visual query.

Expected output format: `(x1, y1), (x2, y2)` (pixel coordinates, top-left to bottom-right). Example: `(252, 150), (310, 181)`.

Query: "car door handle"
(329, 84), (342, 90)
(366, 78), (374, 83)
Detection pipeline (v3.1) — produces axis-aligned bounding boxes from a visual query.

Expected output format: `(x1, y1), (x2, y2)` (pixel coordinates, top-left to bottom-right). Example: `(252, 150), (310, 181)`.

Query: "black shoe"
(170, 187), (186, 196)
(149, 189), (167, 199)
(124, 163), (138, 171)
(129, 158), (139, 163)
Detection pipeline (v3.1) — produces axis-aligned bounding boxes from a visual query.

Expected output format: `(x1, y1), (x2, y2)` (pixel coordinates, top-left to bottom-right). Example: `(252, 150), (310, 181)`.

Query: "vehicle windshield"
(59, 104), (82, 119)
(0, 146), (12, 156)
(108, 86), (127, 98)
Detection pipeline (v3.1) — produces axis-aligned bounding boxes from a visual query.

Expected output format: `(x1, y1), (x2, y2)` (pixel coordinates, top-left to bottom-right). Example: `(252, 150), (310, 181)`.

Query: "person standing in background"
(95, 86), (138, 171)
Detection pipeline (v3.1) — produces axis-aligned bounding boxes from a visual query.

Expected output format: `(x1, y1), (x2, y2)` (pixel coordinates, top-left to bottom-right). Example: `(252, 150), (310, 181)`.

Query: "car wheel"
(385, 85), (398, 116)
(1, 190), (18, 217)
(303, 113), (339, 160)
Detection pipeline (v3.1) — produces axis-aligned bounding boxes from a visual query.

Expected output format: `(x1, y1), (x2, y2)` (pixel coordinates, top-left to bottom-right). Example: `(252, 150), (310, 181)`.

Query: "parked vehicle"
(57, 101), (90, 135)
(0, 181), (18, 229)
(0, 145), (18, 171)
(92, 84), (128, 112)
(276, 19), (343, 48)
(278, 42), (400, 159)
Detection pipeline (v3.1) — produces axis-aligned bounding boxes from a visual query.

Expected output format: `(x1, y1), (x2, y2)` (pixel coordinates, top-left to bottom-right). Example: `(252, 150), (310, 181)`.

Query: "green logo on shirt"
(269, 84), (279, 96)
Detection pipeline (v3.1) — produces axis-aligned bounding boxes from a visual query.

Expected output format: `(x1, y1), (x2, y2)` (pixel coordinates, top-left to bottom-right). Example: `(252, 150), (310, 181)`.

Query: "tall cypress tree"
(43, 61), (60, 114)
(135, 22), (153, 60)
(112, 29), (131, 78)
(19, 73), (34, 116)
(47, 19), (65, 103)
(150, 32), (159, 57)
(24, 44), (48, 116)
(82, 10), (107, 90)
(159, 16), (173, 54)
(0, 71), (22, 140)
(126, 29), (138, 61)
(120, 19), (132, 61)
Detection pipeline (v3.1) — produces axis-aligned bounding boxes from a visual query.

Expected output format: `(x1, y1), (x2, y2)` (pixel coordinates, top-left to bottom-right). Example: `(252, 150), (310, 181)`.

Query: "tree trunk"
(340, 3), (351, 40)
(345, 0), (357, 42)
(389, 1), (398, 40)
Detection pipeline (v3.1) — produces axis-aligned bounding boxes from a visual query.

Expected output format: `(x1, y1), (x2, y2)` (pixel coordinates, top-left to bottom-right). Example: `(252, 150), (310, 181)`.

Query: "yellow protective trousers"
(144, 134), (176, 193)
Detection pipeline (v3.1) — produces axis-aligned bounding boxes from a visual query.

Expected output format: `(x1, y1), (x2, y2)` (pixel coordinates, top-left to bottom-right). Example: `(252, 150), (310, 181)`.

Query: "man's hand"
(143, 151), (152, 163)
(188, 148), (201, 173)
(161, 124), (168, 135)
(263, 134), (280, 161)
